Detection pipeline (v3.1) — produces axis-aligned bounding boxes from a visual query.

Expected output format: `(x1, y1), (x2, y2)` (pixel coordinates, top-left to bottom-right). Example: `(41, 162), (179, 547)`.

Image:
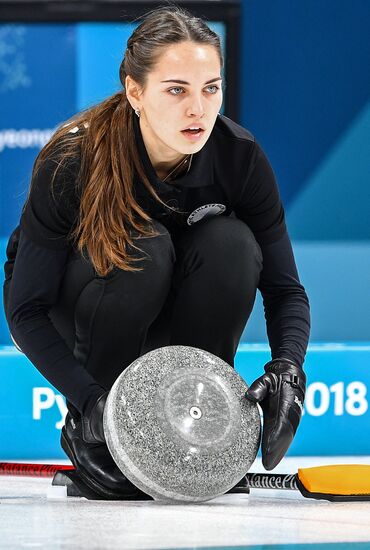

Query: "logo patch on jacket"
(187, 204), (226, 226)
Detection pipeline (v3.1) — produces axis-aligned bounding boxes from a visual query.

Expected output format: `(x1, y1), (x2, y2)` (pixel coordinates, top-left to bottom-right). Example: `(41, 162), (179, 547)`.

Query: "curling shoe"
(61, 411), (151, 500)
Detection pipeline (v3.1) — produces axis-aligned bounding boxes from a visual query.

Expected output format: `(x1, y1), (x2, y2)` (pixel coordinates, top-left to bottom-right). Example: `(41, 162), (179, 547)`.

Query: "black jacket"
(3, 113), (310, 412)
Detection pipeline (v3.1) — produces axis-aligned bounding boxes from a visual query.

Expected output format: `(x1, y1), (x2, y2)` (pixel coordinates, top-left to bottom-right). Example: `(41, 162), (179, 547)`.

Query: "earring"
(134, 108), (140, 118)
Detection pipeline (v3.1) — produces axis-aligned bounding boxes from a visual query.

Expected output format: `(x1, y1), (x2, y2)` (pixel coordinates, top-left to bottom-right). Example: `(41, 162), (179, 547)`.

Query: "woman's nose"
(186, 96), (205, 118)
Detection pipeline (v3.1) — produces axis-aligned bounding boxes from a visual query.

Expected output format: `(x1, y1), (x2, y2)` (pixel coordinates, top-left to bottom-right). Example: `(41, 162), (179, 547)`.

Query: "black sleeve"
(20, 143), (81, 250)
(233, 140), (286, 245)
(6, 228), (106, 414)
(5, 137), (105, 414)
(233, 140), (310, 368)
(258, 231), (311, 368)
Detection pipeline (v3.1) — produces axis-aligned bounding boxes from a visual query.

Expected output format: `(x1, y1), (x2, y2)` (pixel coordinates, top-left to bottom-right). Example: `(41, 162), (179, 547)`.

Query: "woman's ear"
(125, 75), (143, 110)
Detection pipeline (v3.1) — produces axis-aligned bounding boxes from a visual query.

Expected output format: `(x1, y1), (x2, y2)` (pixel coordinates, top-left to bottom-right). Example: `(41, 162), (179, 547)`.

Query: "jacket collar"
(133, 113), (214, 191)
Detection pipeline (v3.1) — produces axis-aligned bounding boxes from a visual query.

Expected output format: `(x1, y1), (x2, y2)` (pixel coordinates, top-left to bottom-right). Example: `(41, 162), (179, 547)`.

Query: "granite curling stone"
(103, 345), (261, 502)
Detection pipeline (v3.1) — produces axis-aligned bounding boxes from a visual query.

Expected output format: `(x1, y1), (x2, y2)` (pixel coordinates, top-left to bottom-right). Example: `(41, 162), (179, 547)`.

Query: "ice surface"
(1, 456), (370, 549)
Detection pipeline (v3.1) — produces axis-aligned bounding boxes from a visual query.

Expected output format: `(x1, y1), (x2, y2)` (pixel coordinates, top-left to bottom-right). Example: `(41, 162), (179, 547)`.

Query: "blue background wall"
(239, 0), (370, 343)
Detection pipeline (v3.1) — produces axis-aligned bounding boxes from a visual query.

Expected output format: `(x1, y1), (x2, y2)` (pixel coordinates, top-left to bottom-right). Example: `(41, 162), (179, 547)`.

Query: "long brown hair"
(28, 3), (223, 276)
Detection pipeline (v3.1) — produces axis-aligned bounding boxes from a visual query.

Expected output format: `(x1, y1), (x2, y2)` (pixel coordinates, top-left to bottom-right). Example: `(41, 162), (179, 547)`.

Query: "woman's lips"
(181, 129), (205, 141)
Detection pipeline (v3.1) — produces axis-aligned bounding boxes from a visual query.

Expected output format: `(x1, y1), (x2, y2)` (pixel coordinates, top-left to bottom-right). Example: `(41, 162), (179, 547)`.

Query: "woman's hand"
(245, 358), (306, 470)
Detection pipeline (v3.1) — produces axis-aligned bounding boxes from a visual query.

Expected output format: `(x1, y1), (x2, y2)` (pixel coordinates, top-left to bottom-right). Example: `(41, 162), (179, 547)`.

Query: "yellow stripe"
(298, 464), (370, 495)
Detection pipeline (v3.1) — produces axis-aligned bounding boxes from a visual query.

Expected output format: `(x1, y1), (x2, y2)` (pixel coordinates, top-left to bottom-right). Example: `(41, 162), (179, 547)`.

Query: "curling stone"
(104, 345), (261, 503)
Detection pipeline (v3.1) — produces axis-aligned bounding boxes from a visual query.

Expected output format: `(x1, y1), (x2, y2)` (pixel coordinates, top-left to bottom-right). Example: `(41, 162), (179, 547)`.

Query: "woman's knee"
(184, 215), (263, 268)
(50, 220), (175, 340)
(64, 219), (174, 292)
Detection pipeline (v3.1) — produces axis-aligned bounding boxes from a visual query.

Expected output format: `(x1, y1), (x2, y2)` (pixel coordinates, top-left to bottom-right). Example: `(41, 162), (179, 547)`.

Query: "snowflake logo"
(0, 25), (31, 93)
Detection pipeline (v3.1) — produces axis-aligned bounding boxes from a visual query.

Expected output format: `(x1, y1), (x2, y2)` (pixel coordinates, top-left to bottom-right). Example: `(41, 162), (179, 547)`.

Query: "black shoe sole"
(60, 427), (143, 500)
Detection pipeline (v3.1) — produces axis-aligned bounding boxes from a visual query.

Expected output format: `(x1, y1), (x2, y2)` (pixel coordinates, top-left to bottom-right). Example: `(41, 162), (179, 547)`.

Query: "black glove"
(81, 391), (109, 444)
(245, 358), (306, 470)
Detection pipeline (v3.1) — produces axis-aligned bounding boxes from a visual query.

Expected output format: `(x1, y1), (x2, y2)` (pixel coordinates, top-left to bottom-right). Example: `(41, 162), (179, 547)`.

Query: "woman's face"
(126, 41), (223, 163)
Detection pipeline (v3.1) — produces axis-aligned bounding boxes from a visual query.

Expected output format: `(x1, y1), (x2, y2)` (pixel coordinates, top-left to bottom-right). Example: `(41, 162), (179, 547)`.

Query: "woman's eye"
(168, 85), (220, 95)
(169, 87), (184, 95)
(206, 85), (220, 94)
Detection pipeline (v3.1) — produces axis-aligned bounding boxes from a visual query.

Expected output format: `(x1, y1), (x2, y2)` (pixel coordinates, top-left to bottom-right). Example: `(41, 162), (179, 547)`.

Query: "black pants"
(50, 215), (263, 405)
